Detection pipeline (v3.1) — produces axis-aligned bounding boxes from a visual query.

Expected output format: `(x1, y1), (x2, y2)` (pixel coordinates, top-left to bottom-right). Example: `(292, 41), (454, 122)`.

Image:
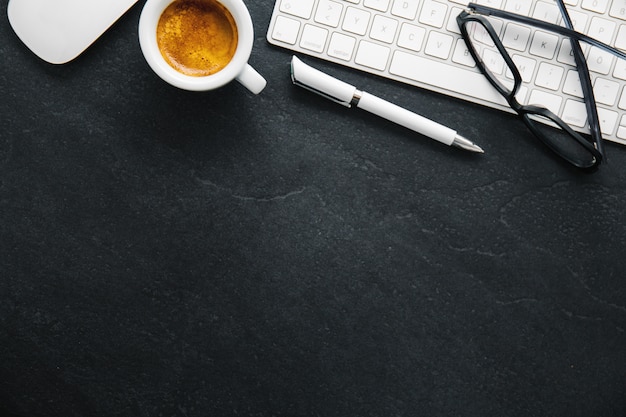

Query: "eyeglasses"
(457, 1), (626, 170)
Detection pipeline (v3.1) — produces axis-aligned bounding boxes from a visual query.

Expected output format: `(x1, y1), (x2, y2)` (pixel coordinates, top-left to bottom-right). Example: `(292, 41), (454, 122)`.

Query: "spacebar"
(389, 51), (507, 107)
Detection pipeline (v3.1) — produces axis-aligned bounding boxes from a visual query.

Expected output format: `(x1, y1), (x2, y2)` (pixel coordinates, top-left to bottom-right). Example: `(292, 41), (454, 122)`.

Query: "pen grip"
(357, 92), (456, 146)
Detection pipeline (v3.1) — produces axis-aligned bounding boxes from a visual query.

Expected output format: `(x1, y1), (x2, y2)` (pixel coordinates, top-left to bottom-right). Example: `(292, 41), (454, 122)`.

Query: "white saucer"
(7, 0), (138, 64)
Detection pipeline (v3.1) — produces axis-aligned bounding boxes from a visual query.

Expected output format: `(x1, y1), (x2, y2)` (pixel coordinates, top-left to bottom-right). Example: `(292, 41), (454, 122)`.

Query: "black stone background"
(1, 1), (625, 416)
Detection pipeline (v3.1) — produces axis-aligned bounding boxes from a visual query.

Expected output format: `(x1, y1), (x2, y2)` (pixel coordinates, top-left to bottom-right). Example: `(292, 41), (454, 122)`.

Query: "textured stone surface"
(1, 1), (625, 416)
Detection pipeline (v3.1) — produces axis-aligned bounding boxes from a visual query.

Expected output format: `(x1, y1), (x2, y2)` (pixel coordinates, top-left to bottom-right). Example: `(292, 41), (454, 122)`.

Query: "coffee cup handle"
(236, 64), (267, 95)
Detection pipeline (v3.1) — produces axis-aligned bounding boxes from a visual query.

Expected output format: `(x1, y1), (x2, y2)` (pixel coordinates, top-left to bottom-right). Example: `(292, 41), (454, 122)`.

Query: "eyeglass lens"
(461, 15), (600, 168)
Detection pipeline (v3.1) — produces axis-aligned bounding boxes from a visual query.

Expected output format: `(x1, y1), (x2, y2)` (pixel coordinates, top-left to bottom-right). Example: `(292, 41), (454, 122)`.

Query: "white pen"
(290, 56), (484, 154)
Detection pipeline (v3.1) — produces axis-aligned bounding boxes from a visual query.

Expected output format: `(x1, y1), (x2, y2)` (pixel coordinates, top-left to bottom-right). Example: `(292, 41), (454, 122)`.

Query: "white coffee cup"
(138, 0), (266, 94)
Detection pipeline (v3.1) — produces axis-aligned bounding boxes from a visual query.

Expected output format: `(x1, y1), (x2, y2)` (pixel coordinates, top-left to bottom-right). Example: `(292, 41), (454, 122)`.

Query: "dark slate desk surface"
(1, 1), (625, 416)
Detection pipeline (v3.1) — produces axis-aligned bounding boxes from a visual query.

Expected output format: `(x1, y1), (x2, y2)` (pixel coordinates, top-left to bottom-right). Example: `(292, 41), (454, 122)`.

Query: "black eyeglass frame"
(457, 2), (626, 169)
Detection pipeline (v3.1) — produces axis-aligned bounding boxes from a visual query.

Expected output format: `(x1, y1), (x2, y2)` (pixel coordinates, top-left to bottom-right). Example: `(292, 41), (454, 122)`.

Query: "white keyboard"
(267, 0), (626, 145)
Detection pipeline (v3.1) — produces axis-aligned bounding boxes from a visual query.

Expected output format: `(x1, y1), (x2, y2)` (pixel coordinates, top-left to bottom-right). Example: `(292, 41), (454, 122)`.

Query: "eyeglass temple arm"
(555, 0), (604, 156)
(466, 3), (626, 60)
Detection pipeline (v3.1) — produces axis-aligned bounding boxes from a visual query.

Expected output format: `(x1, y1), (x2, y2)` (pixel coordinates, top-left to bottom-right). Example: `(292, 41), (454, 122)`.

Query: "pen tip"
(453, 134), (484, 154)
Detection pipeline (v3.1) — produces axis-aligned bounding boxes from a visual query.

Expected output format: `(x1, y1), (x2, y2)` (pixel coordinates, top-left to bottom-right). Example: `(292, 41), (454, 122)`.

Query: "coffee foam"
(156, 0), (238, 76)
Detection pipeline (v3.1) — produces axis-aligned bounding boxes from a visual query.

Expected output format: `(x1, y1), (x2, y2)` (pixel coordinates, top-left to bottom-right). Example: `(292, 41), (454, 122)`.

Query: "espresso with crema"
(156, 0), (238, 76)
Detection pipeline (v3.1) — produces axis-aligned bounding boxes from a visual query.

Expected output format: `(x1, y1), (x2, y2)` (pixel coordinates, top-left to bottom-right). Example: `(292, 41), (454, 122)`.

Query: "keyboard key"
(563, 70), (585, 98)
(509, 55), (537, 82)
(425, 31), (454, 59)
(452, 38), (476, 67)
(446, 7), (464, 34)
(300, 24), (328, 53)
(562, 99), (588, 127)
(315, 0), (343, 27)
(483, 48), (506, 74)
(363, 0), (390, 12)
(598, 108), (619, 134)
(593, 78), (620, 106)
(582, 0), (610, 13)
(328, 32), (356, 60)
(528, 90), (563, 115)
(610, 0), (626, 20)
(503, 0), (532, 16)
(619, 88), (626, 109)
(618, 116), (626, 139)
(476, 0), (503, 7)
(556, 39), (589, 66)
(614, 58), (626, 80)
(587, 17), (616, 44)
(502, 23), (531, 51)
(271, 15), (301, 44)
(391, 0), (420, 20)
(567, 10), (589, 33)
(616, 25), (626, 50)
(533, 1), (560, 24)
(535, 62), (564, 90)
(355, 40), (390, 70)
(587, 47), (615, 75)
(279, 0), (315, 19)
(419, 0), (448, 28)
(530, 31), (559, 59)
(343, 7), (371, 35)
(470, 19), (504, 47)
(397, 23), (426, 52)
(370, 14), (399, 43)
(471, 19), (500, 46)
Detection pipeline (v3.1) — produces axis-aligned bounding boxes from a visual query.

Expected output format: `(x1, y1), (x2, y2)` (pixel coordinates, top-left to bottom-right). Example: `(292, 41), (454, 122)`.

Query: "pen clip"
(290, 56), (357, 107)
(291, 77), (350, 106)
